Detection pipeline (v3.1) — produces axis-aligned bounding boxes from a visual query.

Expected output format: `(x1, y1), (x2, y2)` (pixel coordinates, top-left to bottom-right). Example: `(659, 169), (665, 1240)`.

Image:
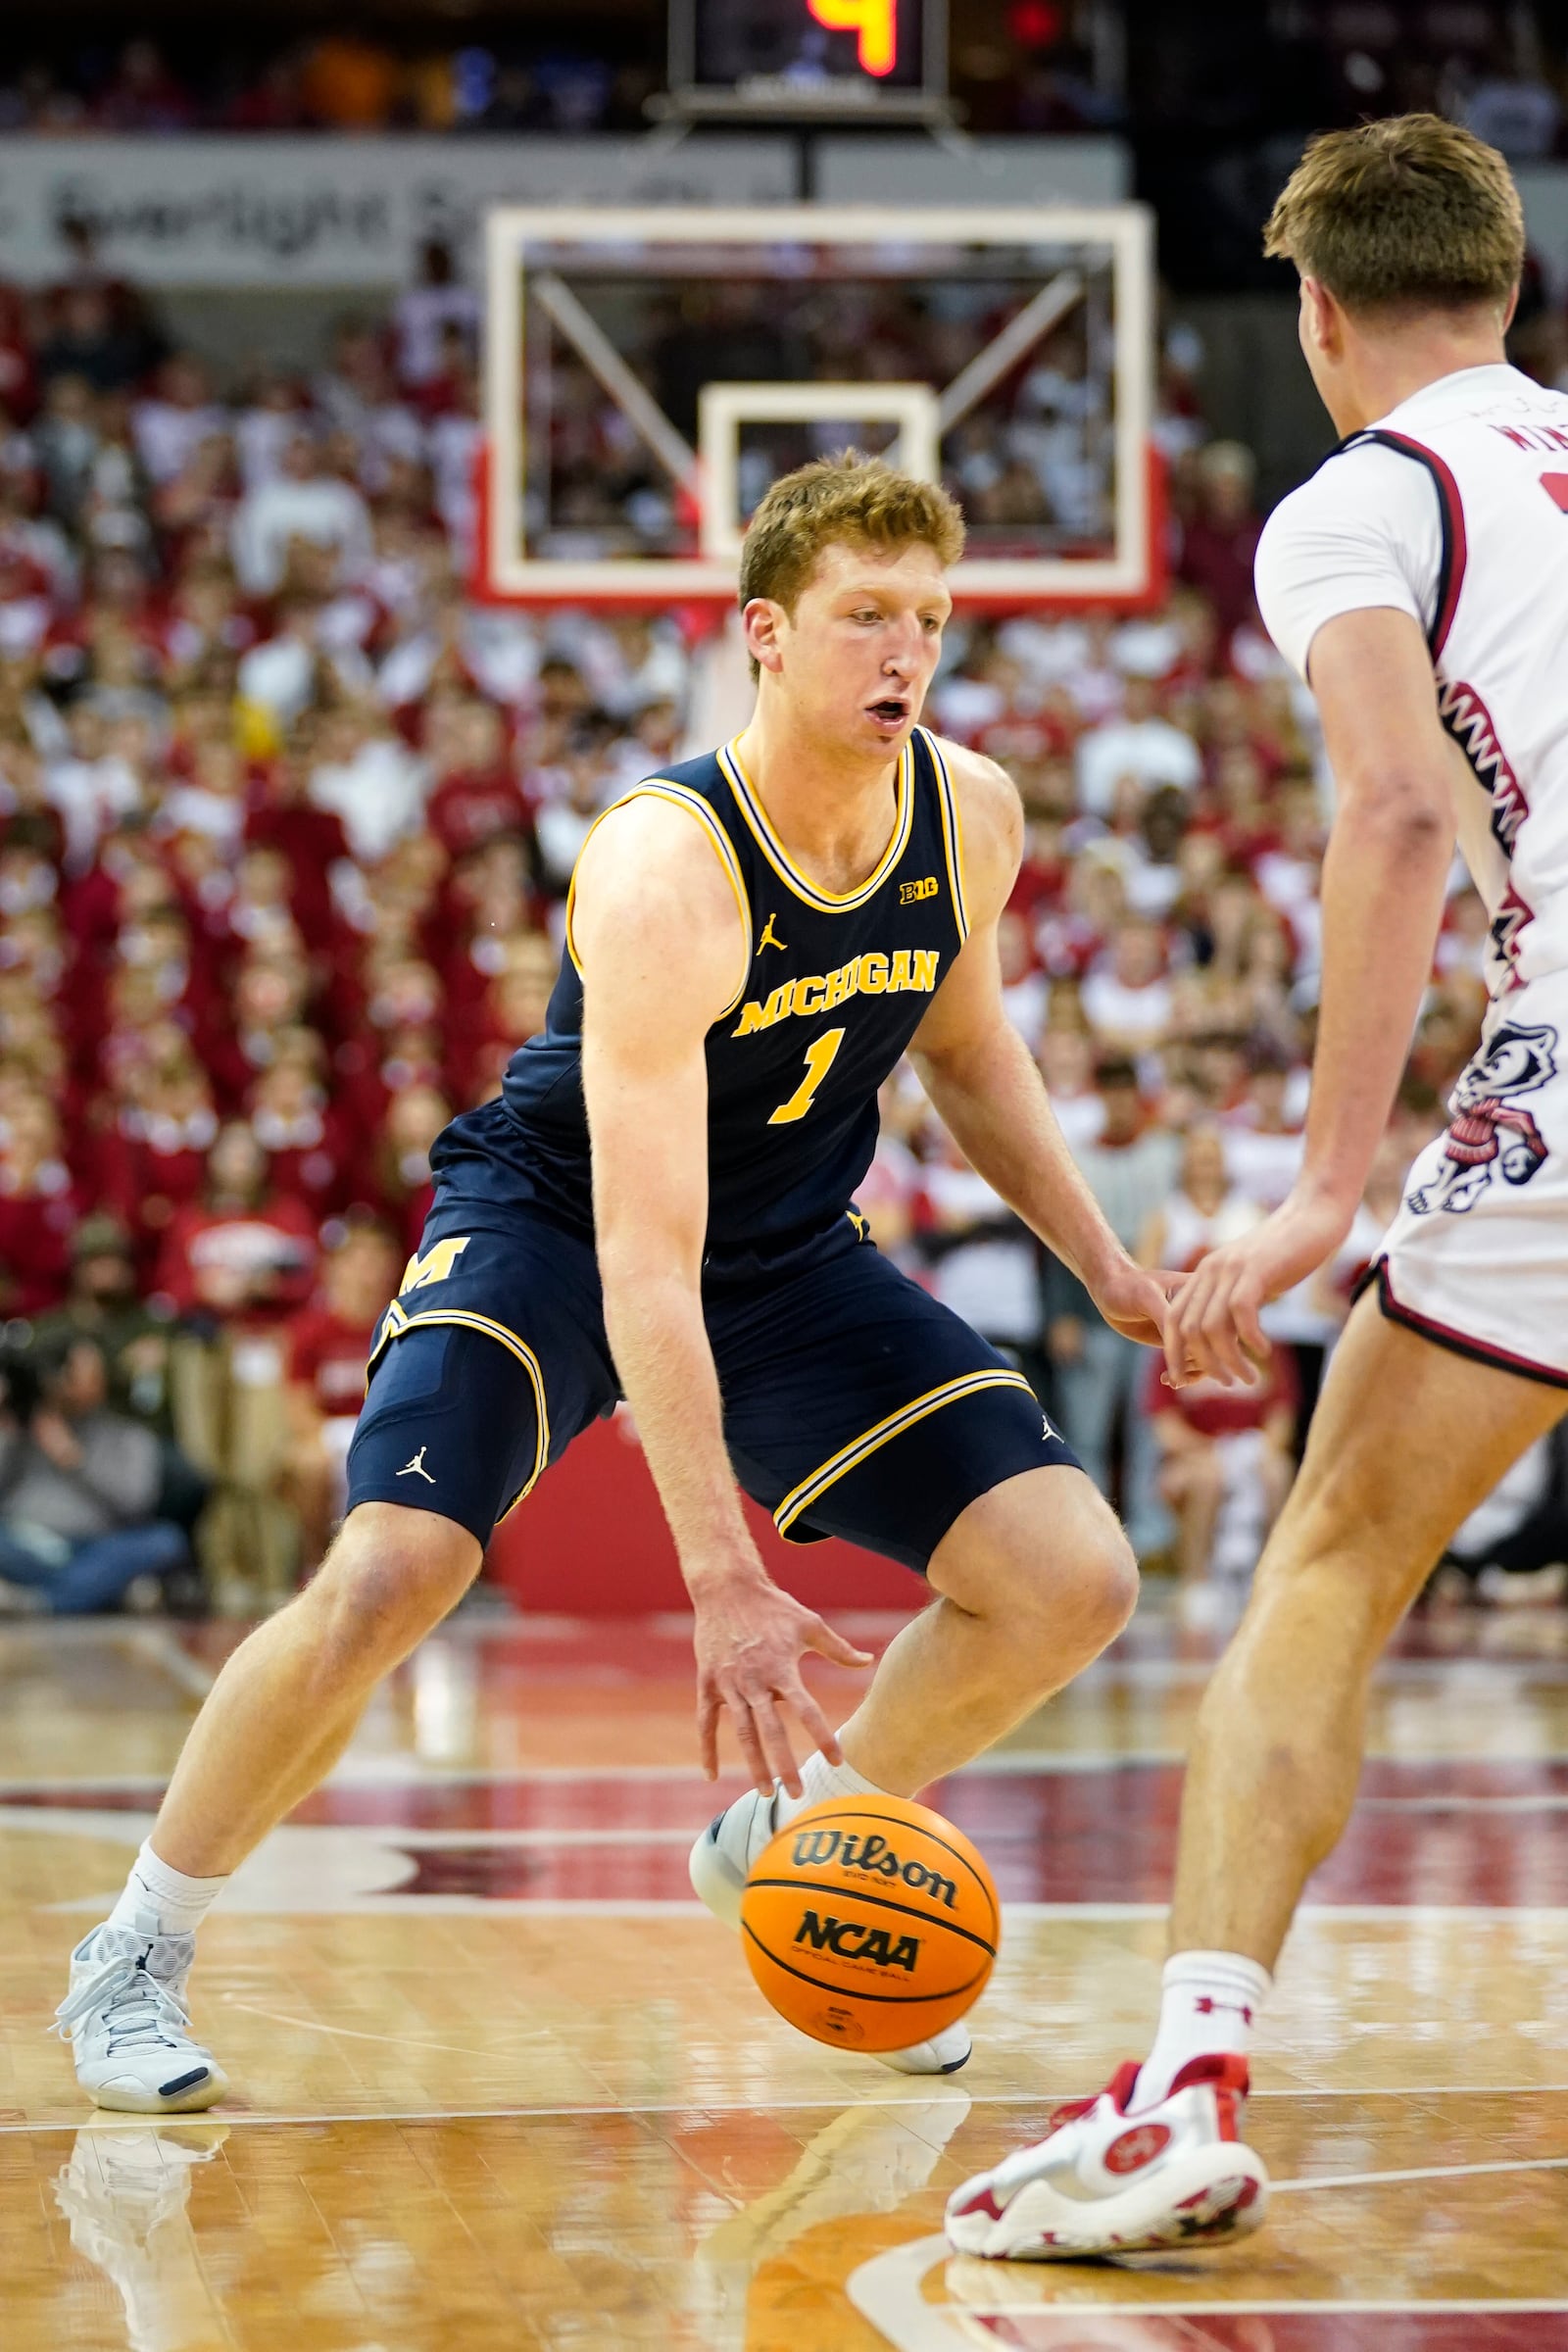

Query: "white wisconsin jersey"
(1254, 363), (1568, 998)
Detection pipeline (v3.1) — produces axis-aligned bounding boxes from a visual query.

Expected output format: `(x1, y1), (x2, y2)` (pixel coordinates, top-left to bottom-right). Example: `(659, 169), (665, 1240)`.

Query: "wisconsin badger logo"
(790, 1826), (957, 1908)
(1408, 1022), (1557, 1216)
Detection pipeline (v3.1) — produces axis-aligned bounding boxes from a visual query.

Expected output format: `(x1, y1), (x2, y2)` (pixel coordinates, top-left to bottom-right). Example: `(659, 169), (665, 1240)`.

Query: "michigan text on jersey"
(731, 949), (942, 1037)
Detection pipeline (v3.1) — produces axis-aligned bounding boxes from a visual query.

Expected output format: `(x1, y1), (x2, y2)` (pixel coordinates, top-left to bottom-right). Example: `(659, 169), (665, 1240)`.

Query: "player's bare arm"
(908, 741), (1172, 1348)
(1165, 609), (1455, 1387)
(573, 799), (872, 1798)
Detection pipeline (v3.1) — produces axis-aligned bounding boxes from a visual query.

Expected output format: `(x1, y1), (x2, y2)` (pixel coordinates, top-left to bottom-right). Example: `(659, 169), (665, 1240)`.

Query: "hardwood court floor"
(3, 1602), (1568, 2349)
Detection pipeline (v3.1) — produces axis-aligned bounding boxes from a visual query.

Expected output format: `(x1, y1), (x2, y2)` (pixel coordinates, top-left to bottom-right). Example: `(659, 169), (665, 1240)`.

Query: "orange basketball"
(738, 1795), (999, 2052)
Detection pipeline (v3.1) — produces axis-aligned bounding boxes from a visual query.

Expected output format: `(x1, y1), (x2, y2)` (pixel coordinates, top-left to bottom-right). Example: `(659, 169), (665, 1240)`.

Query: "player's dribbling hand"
(1163, 1190), (1352, 1390)
(691, 1561), (875, 1797)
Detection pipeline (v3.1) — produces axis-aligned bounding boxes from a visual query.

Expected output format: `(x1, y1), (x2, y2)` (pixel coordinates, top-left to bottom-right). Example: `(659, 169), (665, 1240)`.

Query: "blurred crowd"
(3, 9), (1568, 152)
(0, 36), (656, 137)
(2, 228), (1564, 1622)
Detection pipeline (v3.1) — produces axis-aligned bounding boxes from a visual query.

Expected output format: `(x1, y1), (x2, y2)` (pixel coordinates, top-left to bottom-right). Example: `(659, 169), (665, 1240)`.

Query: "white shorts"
(1376, 973), (1568, 1388)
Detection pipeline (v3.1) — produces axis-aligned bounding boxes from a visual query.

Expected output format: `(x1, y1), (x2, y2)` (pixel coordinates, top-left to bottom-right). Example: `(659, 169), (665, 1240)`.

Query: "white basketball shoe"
(55, 1912), (228, 2114)
(946, 2055), (1267, 2259)
(688, 1787), (972, 2076)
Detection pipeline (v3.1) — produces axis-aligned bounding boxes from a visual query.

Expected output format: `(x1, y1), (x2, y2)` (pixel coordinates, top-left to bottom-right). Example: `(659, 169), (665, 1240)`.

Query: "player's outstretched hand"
(1164, 1191), (1351, 1390)
(692, 1562), (875, 1798)
(1089, 1256), (1176, 1350)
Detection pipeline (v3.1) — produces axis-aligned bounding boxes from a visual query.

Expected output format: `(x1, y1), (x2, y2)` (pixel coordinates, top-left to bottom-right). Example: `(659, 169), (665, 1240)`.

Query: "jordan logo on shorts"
(1408, 1021), (1557, 1216)
(397, 1447), (436, 1484)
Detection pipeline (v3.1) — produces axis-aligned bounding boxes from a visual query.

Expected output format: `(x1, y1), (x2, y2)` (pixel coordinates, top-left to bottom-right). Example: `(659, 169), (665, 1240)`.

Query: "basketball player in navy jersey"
(58, 455), (1170, 2108)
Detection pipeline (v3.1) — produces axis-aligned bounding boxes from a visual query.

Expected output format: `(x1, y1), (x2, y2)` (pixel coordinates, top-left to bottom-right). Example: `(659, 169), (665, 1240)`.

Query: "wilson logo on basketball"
(789, 1828), (958, 1909)
(793, 1910), (921, 1971)
(1103, 2124), (1173, 2176)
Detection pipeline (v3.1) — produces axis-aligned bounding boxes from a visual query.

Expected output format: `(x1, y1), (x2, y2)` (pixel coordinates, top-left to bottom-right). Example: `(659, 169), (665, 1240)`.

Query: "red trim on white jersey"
(1351, 427), (1468, 659)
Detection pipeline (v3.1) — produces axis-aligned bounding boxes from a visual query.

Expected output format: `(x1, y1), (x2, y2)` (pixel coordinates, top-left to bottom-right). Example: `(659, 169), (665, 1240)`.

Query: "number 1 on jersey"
(769, 1028), (846, 1124)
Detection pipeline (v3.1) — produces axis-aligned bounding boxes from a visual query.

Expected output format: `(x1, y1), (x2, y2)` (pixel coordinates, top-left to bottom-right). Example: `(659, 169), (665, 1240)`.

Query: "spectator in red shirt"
(93, 1047), (219, 1260)
(247, 1058), (347, 1219)
(372, 1084), (449, 1248)
(424, 696), (531, 858)
(153, 1120), (318, 1327)
(447, 931), (556, 1106)
(0, 1090), (79, 1315)
(281, 1220), (398, 1570)
(1177, 441), (1263, 645)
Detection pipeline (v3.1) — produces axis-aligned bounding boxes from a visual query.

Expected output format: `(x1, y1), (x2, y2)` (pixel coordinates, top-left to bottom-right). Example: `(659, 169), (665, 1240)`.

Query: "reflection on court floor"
(3, 1609), (1567, 2348)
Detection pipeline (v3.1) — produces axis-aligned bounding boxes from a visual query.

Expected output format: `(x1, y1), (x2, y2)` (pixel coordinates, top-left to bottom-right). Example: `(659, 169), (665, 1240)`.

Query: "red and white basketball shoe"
(946, 2055), (1268, 2260)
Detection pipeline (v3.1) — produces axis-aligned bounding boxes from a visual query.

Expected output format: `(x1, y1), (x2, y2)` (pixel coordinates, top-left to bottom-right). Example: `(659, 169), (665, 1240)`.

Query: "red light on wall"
(807, 0), (897, 76)
(1009, 0), (1064, 45)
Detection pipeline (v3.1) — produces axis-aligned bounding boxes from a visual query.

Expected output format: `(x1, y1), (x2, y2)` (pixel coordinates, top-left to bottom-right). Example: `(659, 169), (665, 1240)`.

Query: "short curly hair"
(738, 450), (964, 677)
(1264, 113), (1524, 316)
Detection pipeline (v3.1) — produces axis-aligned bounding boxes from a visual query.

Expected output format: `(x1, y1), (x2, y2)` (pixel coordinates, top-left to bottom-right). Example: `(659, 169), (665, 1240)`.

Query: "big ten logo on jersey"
(900, 875), (939, 905)
(399, 1236), (469, 1296)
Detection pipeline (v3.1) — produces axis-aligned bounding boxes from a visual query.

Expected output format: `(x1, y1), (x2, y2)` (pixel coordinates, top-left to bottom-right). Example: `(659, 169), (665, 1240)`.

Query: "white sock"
(777, 1745), (884, 1826)
(1131, 1949), (1272, 2111)
(108, 1841), (228, 1938)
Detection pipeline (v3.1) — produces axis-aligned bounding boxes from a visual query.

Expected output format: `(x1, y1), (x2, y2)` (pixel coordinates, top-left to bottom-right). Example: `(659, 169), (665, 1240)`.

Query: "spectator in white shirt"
(306, 706), (428, 864)
(132, 353), (224, 487)
(44, 703), (143, 869)
(1037, 1022), (1104, 1152)
(1082, 915), (1174, 1054)
(231, 429), (373, 595)
(1076, 674), (1201, 818)
(534, 724), (621, 893)
(235, 374), (307, 493)
(393, 242), (480, 390)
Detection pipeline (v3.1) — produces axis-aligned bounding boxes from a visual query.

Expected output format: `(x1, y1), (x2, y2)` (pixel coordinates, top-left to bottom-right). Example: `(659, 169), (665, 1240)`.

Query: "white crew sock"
(776, 1744), (884, 1826)
(108, 1840), (229, 1938)
(1131, 1949), (1273, 2111)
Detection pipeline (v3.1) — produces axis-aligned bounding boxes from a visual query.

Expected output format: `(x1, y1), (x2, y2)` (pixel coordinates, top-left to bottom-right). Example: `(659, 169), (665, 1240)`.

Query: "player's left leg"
(831, 1464), (1136, 1794)
(948, 1294), (1563, 2258)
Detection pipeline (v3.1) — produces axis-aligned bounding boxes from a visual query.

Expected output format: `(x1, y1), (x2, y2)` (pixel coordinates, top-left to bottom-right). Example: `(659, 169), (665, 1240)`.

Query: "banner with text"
(0, 136), (801, 287)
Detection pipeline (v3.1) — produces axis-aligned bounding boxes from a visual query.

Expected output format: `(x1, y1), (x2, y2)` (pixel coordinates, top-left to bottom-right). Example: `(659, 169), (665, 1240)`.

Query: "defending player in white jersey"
(951, 114), (1568, 2258)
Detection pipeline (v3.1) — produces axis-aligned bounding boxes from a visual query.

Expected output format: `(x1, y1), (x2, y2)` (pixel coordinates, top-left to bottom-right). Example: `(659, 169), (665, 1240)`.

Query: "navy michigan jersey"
(431, 727), (971, 1266)
(354, 724), (1078, 1564)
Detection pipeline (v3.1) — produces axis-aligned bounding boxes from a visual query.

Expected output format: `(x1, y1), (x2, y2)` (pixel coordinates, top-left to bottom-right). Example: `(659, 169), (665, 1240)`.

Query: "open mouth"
(867, 697), (909, 729)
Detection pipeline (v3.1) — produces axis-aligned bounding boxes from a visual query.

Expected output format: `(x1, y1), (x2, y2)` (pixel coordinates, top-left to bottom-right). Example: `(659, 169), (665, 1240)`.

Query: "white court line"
(1275, 2150), (1568, 2192)
(849, 2233), (1568, 2351)
(1361, 1793), (1568, 1813)
(37, 1888), (1568, 1920)
(106, 1625), (216, 1702)
(8, 2092), (1568, 2152)
(375, 1826), (703, 1847)
(219, 1998), (533, 2062)
(5, 1745), (1567, 1792)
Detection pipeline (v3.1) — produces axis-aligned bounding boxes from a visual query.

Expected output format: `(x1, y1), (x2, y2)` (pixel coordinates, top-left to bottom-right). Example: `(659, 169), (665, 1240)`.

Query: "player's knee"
(1248, 1494), (1420, 1646)
(1006, 1510), (1138, 1658)
(308, 1509), (478, 1671)
(1070, 1519), (1141, 1646)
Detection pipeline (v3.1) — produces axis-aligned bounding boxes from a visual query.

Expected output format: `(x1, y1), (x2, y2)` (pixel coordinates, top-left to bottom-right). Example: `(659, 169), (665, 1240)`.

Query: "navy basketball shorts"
(345, 1207), (1081, 1574)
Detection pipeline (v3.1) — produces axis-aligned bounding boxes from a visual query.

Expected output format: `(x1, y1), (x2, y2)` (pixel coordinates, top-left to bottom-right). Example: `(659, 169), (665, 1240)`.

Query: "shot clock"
(666, 0), (947, 119)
